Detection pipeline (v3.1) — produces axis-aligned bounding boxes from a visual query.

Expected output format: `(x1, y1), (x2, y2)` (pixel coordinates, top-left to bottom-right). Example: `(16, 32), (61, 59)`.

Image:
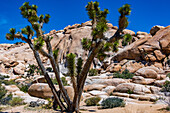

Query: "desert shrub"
(88, 69), (98, 76)
(0, 84), (7, 100)
(101, 97), (125, 109)
(18, 84), (29, 93)
(26, 64), (42, 78)
(167, 73), (170, 78)
(127, 89), (133, 94)
(52, 77), (68, 86)
(0, 93), (13, 105)
(161, 80), (170, 92)
(85, 97), (101, 106)
(113, 69), (134, 79)
(0, 79), (16, 85)
(9, 97), (25, 106)
(42, 98), (53, 109)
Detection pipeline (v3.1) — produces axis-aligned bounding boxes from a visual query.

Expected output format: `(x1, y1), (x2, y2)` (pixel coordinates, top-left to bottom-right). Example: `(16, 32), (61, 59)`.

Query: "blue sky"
(0, 0), (170, 44)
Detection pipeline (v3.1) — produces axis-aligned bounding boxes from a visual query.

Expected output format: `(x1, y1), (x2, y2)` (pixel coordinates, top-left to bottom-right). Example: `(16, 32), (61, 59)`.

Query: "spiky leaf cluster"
(34, 37), (44, 50)
(19, 2), (50, 24)
(76, 57), (83, 75)
(21, 25), (34, 36)
(6, 28), (16, 40)
(53, 48), (59, 60)
(67, 53), (76, 77)
(118, 4), (131, 29)
(86, 1), (109, 38)
(122, 34), (132, 46)
(81, 38), (92, 51)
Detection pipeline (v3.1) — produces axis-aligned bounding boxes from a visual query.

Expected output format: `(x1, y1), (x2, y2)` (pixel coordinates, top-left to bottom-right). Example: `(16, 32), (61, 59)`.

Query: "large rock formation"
(112, 26), (170, 62)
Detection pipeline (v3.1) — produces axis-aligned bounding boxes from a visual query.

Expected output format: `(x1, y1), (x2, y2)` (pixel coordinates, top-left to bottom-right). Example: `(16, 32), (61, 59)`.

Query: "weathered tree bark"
(27, 39), (66, 111)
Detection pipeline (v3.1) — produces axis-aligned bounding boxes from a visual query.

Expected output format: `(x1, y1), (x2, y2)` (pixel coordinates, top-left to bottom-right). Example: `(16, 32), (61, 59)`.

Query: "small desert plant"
(52, 77), (68, 86)
(0, 84), (7, 100)
(26, 64), (42, 78)
(88, 69), (98, 76)
(127, 89), (133, 94)
(0, 93), (13, 105)
(113, 69), (134, 79)
(9, 97), (25, 106)
(161, 80), (170, 92)
(18, 84), (29, 93)
(42, 98), (53, 109)
(85, 97), (101, 106)
(0, 79), (16, 85)
(167, 73), (170, 78)
(101, 97), (125, 109)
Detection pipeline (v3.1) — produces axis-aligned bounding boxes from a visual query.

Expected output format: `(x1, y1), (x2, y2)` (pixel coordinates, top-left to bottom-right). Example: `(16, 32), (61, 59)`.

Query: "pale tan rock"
(132, 76), (155, 85)
(136, 31), (148, 36)
(154, 80), (167, 87)
(5, 85), (20, 93)
(154, 50), (166, 61)
(28, 83), (74, 100)
(102, 86), (116, 95)
(122, 61), (144, 73)
(89, 90), (108, 96)
(115, 83), (151, 94)
(129, 94), (140, 99)
(138, 95), (150, 101)
(84, 84), (107, 92)
(91, 78), (129, 86)
(106, 64), (121, 72)
(112, 92), (129, 97)
(135, 67), (158, 79)
(123, 29), (135, 36)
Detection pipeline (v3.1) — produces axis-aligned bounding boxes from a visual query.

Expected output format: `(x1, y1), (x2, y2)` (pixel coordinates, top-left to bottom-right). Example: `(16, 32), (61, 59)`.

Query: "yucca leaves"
(53, 48), (59, 60)
(86, 1), (109, 38)
(81, 38), (92, 51)
(122, 34), (132, 46)
(67, 53), (76, 77)
(118, 4), (131, 16)
(34, 37), (44, 50)
(44, 14), (50, 23)
(76, 57), (83, 75)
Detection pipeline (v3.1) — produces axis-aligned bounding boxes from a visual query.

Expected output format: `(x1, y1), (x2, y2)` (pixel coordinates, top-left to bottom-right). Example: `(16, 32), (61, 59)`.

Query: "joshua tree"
(6, 1), (131, 112)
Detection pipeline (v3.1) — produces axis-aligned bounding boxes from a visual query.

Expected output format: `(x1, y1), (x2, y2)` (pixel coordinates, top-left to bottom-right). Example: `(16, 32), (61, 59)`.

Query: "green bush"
(88, 69), (98, 76)
(85, 97), (101, 106)
(101, 97), (125, 109)
(161, 80), (170, 92)
(167, 73), (170, 78)
(0, 79), (16, 85)
(9, 97), (25, 106)
(52, 77), (68, 86)
(42, 98), (53, 109)
(18, 84), (29, 93)
(0, 84), (7, 99)
(113, 69), (134, 79)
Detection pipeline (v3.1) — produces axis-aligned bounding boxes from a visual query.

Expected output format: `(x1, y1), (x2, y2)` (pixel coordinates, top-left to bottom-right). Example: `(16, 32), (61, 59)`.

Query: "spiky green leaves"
(53, 48), (59, 60)
(67, 53), (76, 77)
(118, 4), (131, 30)
(118, 4), (131, 16)
(76, 57), (83, 75)
(19, 2), (50, 24)
(21, 26), (34, 36)
(86, 1), (109, 38)
(6, 28), (16, 40)
(81, 38), (92, 51)
(44, 14), (50, 23)
(34, 37), (44, 50)
(122, 34), (132, 46)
